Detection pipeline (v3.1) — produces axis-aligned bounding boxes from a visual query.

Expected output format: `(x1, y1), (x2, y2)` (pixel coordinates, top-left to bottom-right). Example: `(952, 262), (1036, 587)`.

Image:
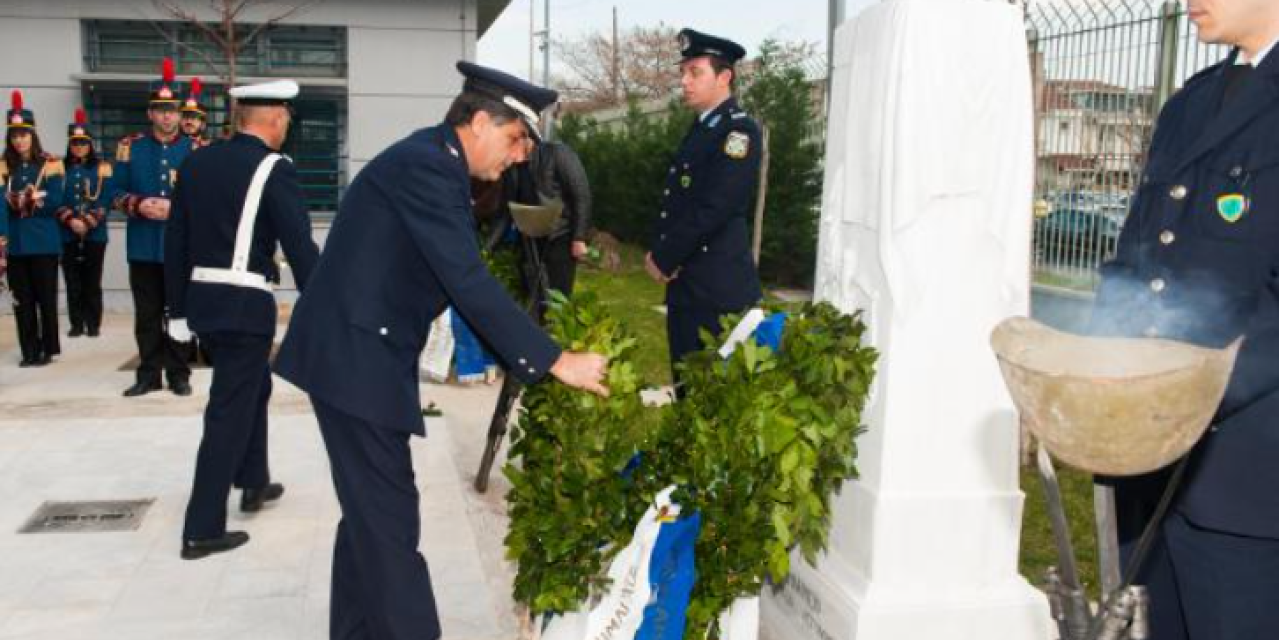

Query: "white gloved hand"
(167, 318), (193, 342)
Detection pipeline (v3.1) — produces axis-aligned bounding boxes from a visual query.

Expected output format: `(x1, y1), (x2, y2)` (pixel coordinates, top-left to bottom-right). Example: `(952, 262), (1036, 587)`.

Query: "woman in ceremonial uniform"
(2, 90), (65, 366)
(58, 108), (111, 338)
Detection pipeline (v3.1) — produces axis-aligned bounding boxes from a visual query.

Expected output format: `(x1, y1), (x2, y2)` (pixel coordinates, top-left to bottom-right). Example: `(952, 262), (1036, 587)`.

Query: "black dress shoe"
(123, 380), (163, 397)
(30, 353), (50, 367)
(181, 531), (250, 560)
(170, 378), (193, 396)
(68, 326), (85, 337)
(241, 483), (285, 513)
(86, 327), (100, 337)
(18, 356), (35, 368)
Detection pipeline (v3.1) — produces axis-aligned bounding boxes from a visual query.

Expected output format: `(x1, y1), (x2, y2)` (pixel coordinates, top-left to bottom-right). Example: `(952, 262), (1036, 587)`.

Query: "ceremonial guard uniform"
(1092, 44), (1278, 640)
(3, 91), (65, 366)
(58, 108), (111, 338)
(167, 80), (319, 559)
(106, 58), (202, 395)
(275, 63), (568, 640)
(180, 77), (210, 142)
(650, 29), (762, 379)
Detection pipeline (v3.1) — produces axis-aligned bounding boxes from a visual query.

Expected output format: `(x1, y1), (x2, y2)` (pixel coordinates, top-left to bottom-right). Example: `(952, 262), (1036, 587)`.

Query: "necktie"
(1220, 63), (1252, 110)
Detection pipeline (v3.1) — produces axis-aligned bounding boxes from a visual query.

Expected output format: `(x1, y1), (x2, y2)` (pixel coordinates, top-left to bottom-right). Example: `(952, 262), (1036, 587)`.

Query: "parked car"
(1036, 191), (1127, 265)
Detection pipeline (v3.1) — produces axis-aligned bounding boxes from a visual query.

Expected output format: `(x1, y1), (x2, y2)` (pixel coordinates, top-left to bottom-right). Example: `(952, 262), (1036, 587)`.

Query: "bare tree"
(148, 0), (317, 89)
(553, 23), (683, 109)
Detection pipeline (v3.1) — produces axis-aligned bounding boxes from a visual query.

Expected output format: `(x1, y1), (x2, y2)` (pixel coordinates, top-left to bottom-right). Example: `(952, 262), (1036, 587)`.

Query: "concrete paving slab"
(0, 314), (522, 640)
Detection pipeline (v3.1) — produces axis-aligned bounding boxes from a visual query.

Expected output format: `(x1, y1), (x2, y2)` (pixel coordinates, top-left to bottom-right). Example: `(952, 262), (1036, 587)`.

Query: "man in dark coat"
(274, 63), (608, 640)
(646, 29), (763, 386)
(1091, 1), (1277, 636)
(165, 79), (320, 560)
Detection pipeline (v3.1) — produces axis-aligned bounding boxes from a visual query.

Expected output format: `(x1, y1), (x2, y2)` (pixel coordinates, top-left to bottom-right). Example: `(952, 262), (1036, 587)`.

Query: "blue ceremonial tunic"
(104, 132), (201, 263)
(58, 160), (111, 244)
(2, 155), (66, 257)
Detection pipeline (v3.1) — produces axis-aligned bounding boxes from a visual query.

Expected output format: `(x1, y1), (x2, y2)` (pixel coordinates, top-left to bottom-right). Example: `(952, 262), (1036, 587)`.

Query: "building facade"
(0, 0), (510, 302)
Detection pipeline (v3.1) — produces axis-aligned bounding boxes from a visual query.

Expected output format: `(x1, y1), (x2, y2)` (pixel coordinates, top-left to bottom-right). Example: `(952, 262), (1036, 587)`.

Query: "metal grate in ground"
(18, 499), (155, 534)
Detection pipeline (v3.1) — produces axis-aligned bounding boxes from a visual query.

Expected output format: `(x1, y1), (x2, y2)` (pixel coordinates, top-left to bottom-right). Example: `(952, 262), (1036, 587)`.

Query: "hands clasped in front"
(139, 197), (171, 221)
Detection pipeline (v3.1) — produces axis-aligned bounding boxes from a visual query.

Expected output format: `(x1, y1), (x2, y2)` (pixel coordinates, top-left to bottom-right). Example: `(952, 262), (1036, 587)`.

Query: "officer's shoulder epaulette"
(116, 133), (144, 162)
(42, 153), (64, 177)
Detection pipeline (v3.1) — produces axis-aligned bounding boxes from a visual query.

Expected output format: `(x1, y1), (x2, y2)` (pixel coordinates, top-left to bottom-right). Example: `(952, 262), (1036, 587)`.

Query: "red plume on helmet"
(75, 107), (87, 125)
(162, 57), (176, 83)
(11, 90), (22, 112)
(190, 77), (202, 97)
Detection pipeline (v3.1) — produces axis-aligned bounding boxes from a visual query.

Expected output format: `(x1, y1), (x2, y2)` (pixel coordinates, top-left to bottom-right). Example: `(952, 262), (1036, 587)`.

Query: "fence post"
(1153, 0), (1182, 111)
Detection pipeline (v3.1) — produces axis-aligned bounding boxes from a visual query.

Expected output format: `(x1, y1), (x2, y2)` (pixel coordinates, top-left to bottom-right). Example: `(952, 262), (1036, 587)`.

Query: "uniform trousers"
(62, 241), (106, 333)
(536, 234), (578, 297)
(667, 305), (731, 397)
(7, 254), (61, 361)
(129, 261), (190, 385)
(182, 331), (272, 540)
(1118, 502), (1278, 640)
(312, 397), (442, 640)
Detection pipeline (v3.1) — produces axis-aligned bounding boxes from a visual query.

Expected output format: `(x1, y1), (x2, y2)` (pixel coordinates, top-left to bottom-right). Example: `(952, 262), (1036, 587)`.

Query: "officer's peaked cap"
(230, 80), (300, 106)
(456, 61), (558, 137)
(678, 29), (746, 64)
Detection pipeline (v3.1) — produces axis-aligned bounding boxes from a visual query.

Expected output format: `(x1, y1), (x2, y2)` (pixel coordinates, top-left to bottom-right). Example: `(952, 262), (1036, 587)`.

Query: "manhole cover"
(18, 499), (155, 534)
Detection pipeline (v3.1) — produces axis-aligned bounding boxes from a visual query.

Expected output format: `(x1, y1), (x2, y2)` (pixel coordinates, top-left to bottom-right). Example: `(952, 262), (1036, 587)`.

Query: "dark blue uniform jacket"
(1093, 48), (1277, 538)
(165, 133), (320, 337)
(651, 97), (763, 311)
(274, 124), (562, 434)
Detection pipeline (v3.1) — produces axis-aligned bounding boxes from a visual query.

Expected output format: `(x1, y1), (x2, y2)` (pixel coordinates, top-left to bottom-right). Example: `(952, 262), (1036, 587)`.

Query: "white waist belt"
(192, 266), (273, 292)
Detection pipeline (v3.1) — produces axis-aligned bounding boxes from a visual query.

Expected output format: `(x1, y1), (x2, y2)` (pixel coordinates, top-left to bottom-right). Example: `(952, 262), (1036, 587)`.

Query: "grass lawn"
(576, 243), (1100, 595)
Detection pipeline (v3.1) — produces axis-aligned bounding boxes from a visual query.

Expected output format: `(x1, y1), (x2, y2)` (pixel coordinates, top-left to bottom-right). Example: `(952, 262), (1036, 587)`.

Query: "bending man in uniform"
(274, 63), (608, 640)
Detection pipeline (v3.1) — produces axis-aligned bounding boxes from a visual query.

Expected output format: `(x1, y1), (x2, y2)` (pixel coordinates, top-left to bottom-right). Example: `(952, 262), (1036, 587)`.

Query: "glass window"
(84, 82), (346, 214)
(85, 20), (346, 79)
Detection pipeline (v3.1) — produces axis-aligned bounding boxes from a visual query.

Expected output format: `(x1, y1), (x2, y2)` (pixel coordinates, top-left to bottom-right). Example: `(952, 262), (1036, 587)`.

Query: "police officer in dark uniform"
(646, 29), (763, 386)
(1091, 2), (1277, 636)
(274, 63), (609, 639)
(105, 57), (202, 397)
(165, 80), (320, 560)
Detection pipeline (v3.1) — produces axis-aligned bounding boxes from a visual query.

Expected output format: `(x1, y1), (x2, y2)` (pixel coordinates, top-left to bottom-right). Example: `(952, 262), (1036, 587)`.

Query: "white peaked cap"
(229, 80), (300, 103)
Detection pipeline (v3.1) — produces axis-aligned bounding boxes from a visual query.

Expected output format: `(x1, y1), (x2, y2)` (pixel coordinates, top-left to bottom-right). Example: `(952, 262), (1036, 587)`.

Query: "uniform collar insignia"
(706, 113), (722, 128)
(446, 143), (460, 158)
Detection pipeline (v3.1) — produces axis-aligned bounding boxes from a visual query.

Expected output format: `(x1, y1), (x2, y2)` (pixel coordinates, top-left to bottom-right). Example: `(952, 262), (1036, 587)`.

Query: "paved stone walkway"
(0, 315), (519, 640)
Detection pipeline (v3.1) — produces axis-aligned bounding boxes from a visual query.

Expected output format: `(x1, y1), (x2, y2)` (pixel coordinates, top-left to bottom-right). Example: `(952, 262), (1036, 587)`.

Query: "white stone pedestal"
(762, 1), (1052, 638)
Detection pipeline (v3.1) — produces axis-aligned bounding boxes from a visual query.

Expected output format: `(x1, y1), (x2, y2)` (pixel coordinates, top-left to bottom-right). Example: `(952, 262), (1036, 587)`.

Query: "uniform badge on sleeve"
(1216, 193), (1248, 223)
(724, 131), (751, 160)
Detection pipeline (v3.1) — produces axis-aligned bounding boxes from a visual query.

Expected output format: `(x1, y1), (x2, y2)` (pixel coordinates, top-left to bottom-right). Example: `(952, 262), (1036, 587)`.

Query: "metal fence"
(1026, 0), (1227, 290)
